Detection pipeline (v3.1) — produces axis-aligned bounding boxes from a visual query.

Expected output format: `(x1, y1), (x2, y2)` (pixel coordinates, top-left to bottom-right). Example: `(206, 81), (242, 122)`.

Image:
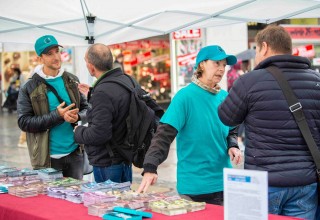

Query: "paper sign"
(224, 168), (268, 220)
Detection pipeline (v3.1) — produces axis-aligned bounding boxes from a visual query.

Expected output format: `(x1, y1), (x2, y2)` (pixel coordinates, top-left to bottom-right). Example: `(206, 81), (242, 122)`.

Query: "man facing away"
(17, 35), (88, 180)
(74, 43), (133, 183)
(218, 25), (320, 219)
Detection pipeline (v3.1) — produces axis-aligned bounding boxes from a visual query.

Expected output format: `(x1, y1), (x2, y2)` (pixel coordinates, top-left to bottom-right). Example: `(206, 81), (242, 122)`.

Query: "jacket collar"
(254, 55), (311, 70)
(93, 67), (123, 88)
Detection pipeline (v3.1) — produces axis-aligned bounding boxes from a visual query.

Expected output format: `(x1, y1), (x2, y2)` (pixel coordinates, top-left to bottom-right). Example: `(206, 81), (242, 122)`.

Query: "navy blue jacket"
(218, 55), (320, 187)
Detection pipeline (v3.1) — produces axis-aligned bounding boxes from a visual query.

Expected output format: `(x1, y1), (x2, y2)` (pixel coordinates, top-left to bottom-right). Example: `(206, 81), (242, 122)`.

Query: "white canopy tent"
(0, 0), (319, 46)
(0, 0), (319, 96)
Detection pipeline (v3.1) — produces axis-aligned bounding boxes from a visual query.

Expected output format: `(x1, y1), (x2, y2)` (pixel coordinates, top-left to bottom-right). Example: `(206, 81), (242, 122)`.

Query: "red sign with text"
(177, 52), (197, 66)
(283, 26), (320, 39)
(173, 29), (201, 40)
(109, 40), (169, 50)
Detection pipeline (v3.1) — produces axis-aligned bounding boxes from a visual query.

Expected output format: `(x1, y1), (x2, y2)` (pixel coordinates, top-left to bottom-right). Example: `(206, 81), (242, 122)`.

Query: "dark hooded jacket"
(74, 68), (131, 167)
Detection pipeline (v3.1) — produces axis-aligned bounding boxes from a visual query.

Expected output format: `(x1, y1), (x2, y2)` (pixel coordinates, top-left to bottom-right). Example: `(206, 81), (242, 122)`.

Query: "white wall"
(205, 23), (248, 90)
(1, 43), (33, 52)
(74, 46), (94, 85)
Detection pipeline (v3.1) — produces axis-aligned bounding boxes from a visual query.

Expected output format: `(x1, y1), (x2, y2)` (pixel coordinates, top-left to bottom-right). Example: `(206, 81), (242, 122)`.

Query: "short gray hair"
(86, 44), (113, 72)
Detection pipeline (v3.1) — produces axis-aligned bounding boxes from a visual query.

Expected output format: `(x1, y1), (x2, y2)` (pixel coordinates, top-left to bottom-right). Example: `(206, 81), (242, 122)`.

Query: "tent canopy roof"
(0, 0), (319, 46)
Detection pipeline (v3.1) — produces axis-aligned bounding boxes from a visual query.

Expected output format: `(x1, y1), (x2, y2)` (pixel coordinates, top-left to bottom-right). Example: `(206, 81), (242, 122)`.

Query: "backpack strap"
(102, 75), (135, 160)
(103, 74), (155, 161)
(105, 74), (135, 92)
(32, 73), (65, 104)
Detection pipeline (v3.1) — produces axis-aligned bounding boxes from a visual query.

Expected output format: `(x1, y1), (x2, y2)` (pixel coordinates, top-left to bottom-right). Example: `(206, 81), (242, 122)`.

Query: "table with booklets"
(0, 194), (301, 220)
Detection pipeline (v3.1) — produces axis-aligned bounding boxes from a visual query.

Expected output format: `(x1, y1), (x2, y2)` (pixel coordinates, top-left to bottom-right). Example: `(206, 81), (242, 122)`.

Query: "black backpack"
(106, 74), (164, 168)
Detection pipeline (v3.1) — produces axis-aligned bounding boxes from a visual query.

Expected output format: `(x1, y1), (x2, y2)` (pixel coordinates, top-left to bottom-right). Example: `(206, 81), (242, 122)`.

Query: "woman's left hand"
(228, 147), (242, 165)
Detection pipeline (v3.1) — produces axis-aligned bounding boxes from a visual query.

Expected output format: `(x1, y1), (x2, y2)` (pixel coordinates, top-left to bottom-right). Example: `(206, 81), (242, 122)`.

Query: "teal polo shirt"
(160, 83), (232, 195)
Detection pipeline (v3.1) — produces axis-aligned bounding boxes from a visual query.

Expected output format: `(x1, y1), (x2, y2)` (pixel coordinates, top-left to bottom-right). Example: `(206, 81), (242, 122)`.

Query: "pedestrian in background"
(113, 53), (124, 72)
(17, 35), (88, 179)
(17, 67), (35, 148)
(137, 45), (242, 205)
(218, 25), (319, 219)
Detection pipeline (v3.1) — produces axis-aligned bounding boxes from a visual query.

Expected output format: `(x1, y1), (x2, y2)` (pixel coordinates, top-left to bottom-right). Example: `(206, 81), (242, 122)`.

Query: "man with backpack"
(74, 43), (163, 183)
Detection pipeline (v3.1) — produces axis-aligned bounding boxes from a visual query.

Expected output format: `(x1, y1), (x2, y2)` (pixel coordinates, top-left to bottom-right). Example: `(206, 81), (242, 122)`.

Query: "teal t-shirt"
(46, 76), (78, 156)
(160, 83), (232, 195)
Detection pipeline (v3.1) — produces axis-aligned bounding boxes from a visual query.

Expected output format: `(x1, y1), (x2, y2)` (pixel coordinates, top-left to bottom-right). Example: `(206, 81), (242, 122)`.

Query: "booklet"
(224, 168), (268, 220)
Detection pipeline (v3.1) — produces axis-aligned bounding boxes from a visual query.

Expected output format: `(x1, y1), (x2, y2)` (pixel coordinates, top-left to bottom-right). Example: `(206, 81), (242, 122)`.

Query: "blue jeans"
(268, 183), (317, 220)
(50, 147), (84, 180)
(93, 162), (132, 183)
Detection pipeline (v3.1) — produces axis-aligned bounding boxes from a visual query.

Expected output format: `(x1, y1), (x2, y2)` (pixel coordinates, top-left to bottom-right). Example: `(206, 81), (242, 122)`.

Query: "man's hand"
(136, 172), (158, 193)
(57, 102), (79, 123)
(64, 108), (79, 123)
(228, 147), (242, 165)
(78, 83), (90, 97)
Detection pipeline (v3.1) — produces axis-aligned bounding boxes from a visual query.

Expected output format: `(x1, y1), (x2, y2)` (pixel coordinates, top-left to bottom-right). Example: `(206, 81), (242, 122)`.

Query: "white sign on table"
(224, 168), (268, 220)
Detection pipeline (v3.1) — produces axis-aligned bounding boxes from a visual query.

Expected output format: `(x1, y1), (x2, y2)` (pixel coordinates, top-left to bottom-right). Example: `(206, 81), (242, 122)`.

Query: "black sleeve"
(74, 90), (114, 146)
(227, 126), (239, 151)
(142, 123), (178, 174)
(78, 92), (89, 124)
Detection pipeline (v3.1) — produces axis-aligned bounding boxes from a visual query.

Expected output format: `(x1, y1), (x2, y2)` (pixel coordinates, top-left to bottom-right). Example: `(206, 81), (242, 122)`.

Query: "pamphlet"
(224, 168), (268, 220)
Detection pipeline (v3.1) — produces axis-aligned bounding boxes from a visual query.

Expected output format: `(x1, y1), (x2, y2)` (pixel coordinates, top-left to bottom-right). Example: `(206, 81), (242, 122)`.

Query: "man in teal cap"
(138, 45), (242, 205)
(17, 35), (88, 179)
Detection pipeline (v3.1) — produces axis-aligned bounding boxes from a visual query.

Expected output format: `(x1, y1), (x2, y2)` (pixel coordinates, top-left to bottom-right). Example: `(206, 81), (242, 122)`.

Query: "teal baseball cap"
(195, 45), (237, 69)
(34, 35), (62, 56)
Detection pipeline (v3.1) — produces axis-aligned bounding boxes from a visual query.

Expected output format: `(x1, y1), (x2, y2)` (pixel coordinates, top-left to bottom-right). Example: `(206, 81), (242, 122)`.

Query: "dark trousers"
(182, 191), (224, 205)
(50, 147), (84, 180)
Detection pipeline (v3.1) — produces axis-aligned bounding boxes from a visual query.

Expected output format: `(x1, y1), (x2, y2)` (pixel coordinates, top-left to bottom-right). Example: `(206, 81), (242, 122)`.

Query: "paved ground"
(0, 109), (177, 192)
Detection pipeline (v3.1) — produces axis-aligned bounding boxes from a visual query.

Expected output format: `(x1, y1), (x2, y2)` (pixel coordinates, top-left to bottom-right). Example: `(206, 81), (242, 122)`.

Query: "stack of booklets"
(47, 185), (83, 203)
(83, 191), (118, 207)
(48, 177), (86, 187)
(0, 167), (21, 178)
(7, 174), (41, 186)
(88, 202), (115, 217)
(87, 191), (172, 217)
(81, 182), (112, 193)
(83, 191), (117, 207)
(81, 180), (131, 193)
(65, 189), (83, 203)
(8, 185), (38, 198)
(111, 181), (131, 192)
(149, 197), (206, 216)
(37, 168), (63, 181)
(30, 182), (48, 194)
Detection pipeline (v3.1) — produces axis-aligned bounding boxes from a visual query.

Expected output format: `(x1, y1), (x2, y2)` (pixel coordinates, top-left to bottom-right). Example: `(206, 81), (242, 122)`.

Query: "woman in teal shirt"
(137, 45), (242, 205)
